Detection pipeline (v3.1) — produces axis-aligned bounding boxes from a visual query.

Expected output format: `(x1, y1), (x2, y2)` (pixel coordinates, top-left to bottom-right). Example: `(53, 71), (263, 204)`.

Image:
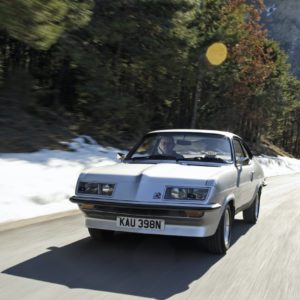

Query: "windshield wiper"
(187, 156), (229, 163)
(148, 154), (178, 160)
(131, 155), (229, 163)
(130, 156), (150, 160)
(131, 154), (178, 161)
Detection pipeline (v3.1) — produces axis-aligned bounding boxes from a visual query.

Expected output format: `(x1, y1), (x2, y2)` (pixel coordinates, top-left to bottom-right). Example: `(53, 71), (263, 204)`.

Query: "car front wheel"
(205, 204), (232, 254)
(88, 228), (114, 241)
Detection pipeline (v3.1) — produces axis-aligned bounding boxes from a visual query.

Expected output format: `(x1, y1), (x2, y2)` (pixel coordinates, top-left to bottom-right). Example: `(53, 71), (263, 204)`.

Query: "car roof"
(148, 129), (241, 139)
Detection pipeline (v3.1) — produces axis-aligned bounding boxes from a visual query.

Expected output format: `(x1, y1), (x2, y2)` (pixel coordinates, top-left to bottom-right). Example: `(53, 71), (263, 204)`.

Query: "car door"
(233, 138), (256, 208)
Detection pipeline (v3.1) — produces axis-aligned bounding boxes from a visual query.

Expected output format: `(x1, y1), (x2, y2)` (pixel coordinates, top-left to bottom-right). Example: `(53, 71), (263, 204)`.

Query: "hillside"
(0, 96), (74, 152)
(263, 0), (300, 77)
(0, 95), (293, 158)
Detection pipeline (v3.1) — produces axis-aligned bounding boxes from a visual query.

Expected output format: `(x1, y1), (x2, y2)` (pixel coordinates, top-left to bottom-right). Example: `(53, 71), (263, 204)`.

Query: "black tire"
(205, 204), (233, 255)
(243, 194), (260, 224)
(88, 228), (114, 241)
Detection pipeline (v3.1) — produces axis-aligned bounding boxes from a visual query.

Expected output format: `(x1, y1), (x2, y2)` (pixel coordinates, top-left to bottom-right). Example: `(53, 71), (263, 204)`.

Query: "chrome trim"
(81, 209), (206, 226)
(70, 195), (221, 210)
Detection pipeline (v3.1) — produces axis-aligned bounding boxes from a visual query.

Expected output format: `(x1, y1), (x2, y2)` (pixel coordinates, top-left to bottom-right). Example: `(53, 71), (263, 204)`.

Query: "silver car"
(70, 130), (264, 254)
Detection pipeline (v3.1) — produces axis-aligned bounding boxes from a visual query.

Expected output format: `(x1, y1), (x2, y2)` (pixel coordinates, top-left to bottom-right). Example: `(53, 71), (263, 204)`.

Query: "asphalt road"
(1, 174), (300, 300)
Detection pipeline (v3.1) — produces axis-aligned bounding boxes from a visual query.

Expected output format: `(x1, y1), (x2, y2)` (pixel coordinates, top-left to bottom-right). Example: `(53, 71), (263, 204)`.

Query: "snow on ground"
(0, 136), (300, 224)
(0, 136), (121, 224)
(256, 155), (300, 177)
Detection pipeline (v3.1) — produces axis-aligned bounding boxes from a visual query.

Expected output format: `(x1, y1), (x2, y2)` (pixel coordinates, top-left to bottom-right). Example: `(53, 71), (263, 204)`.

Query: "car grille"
(80, 204), (204, 225)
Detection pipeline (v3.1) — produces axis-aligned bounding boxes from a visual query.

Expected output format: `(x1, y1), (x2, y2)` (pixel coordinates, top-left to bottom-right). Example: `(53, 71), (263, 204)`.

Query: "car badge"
(153, 192), (162, 199)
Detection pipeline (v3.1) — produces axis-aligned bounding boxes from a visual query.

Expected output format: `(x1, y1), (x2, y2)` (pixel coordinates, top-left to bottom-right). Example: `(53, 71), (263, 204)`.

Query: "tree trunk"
(190, 64), (202, 129)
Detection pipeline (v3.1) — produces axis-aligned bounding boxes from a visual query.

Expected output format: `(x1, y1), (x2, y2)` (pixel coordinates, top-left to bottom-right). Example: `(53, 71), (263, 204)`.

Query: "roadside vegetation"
(0, 0), (299, 156)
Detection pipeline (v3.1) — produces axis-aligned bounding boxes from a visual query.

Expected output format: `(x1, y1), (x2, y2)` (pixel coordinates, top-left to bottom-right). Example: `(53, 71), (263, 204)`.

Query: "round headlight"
(178, 188), (188, 199)
(100, 184), (114, 196)
(170, 188), (180, 199)
(170, 188), (187, 199)
(78, 182), (98, 194)
(193, 188), (208, 200)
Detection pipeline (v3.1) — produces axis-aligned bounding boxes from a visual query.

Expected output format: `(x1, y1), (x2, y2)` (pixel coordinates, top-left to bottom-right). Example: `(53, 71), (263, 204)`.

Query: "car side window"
(241, 141), (253, 159)
(233, 139), (246, 160)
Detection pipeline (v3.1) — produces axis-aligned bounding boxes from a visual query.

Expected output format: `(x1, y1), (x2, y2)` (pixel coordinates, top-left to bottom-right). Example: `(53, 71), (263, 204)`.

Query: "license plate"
(116, 216), (165, 231)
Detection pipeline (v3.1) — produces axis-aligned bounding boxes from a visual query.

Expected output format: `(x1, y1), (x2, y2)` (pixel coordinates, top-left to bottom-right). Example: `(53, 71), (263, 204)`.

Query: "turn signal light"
(185, 210), (205, 218)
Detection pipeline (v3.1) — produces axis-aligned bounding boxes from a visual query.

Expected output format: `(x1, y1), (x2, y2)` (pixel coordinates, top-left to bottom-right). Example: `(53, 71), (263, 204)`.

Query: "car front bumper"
(70, 196), (222, 237)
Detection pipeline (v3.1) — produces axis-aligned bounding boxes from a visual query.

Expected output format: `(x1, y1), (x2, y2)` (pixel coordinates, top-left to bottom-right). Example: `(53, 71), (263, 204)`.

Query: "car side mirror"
(117, 152), (126, 161)
(236, 157), (250, 166)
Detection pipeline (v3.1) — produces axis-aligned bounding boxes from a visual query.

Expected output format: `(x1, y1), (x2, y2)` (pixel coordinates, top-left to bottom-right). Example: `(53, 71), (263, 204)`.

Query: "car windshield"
(126, 133), (233, 163)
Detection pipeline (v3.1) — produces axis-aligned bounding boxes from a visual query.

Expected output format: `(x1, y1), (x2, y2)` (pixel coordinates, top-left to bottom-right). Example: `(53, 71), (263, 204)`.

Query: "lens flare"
(206, 42), (228, 66)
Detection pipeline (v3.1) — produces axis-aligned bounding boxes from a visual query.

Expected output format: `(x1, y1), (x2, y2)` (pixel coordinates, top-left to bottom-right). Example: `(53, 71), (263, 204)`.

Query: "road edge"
(0, 209), (81, 232)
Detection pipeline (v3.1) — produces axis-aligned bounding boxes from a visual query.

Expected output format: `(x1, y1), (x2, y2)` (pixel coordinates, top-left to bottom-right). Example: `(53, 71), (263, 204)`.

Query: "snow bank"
(256, 155), (300, 177)
(0, 136), (300, 224)
(0, 136), (121, 224)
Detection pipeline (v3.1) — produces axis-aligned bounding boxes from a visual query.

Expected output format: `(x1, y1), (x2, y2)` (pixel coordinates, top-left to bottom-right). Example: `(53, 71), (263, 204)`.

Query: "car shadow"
(231, 219), (253, 243)
(3, 220), (252, 299)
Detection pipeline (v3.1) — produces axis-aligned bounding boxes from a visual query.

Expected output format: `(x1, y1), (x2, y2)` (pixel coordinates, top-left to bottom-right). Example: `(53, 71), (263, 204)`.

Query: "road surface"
(1, 174), (300, 300)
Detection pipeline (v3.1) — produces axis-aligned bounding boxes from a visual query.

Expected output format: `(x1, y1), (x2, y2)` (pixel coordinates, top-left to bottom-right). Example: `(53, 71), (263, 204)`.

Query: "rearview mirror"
(117, 152), (125, 161)
(176, 140), (191, 146)
(236, 157), (250, 166)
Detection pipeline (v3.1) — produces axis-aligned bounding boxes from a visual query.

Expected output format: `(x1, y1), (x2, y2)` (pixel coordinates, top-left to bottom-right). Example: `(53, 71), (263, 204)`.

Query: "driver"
(156, 136), (183, 158)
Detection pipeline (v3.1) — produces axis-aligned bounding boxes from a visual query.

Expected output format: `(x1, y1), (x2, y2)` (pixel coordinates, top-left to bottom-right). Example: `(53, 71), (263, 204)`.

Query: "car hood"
(77, 162), (234, 202)
(80, 162), (229, 182)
